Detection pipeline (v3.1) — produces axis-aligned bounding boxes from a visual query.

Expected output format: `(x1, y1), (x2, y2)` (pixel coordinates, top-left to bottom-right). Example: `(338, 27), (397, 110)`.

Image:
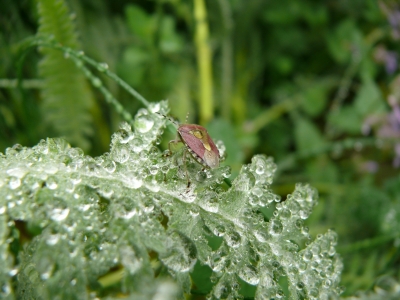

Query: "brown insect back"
(157, 112), (221, 187)
(177, 124), (220, 169)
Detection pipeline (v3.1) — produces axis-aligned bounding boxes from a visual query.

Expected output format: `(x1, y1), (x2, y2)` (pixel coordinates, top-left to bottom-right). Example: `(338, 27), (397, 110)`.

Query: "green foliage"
(37, 0), (94, 151)
(2, 0), (400, 298)
(0, 101), (342, 299)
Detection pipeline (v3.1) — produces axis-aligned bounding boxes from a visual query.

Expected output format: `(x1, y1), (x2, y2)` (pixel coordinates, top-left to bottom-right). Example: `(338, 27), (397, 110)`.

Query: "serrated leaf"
(37, 0), (94, 151)
(0, 101), (342, 299)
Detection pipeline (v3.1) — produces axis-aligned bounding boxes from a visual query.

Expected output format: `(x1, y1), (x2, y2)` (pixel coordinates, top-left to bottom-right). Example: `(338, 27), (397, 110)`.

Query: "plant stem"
(194, 0), (214, 124)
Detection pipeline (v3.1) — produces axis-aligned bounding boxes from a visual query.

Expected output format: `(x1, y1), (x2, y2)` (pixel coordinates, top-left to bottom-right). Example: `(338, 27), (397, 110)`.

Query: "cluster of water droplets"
(159, 150), (343, 299)
(0, 100), (343, 299)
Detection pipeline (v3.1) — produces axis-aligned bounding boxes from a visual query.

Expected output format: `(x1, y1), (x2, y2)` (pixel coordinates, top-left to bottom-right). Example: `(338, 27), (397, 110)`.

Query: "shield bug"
(158, 113), (220, 186)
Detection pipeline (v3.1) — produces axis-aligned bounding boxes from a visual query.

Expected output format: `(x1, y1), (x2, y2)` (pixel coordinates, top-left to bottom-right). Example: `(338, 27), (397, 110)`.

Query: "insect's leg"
(182, 149), (191, 188)
(167, 137), (181, 156)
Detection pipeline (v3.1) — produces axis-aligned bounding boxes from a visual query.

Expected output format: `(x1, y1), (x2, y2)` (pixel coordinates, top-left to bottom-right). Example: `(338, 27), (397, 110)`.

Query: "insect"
(157, 113), (220, 186)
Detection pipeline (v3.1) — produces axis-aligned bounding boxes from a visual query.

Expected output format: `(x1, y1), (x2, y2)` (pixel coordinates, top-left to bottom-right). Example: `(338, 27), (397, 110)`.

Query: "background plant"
(1, 0), (400, 298)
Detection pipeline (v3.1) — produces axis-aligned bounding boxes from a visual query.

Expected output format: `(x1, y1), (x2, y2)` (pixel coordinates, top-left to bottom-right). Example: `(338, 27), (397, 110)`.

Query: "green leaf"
(125, 4), (155, 46)
(0, 101), (343, 299)
(327, 105), (363, 134)
(118, 47), (150, 86)
(326, 20), (363, 64)
(294, 117), (325, 152)
(37, 0), (94, 151)
(159, 16), (184, 54)
(354, 78), (385, 117)
(299, 78), (333, 117)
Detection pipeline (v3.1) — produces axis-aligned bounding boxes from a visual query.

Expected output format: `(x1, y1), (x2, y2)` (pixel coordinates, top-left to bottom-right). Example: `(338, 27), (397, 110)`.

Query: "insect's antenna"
(185, 112), (190, 123)
(156, 112), (179, 127)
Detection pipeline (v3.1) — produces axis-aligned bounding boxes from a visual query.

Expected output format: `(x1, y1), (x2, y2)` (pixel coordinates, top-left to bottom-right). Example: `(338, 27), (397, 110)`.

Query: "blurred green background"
(1, 0), (400, 296)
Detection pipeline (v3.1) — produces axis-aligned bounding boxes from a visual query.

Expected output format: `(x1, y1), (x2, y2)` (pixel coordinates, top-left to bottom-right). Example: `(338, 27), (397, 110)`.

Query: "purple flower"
(362, 95), (400, 167)
(380, 1), (400, 40)
(374, 45), (398, 75)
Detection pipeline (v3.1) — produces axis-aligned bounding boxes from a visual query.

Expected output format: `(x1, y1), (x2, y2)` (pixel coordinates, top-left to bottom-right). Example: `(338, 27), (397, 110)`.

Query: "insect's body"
(177, 124), (219, 169)
(157, 113), (220, 187)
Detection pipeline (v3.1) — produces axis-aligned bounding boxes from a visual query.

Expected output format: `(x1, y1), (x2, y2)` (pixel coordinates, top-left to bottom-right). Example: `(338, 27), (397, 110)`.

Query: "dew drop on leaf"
(111, 145), (130, 163)
(50, 207), (70, 222)
(226, 231), (241, 248)
(46, 176), (58, 190)
(238, 264), (259, 285)
(135, 115), (154, 133)
(8, 176), (21, 189)
(120, 246), (142, 274)
(159, 231), (197, 272)
(269, 219), (283, 236)
(103, 160), (116, 173)
(130, 138), (144, 153)
(234, 170), (255, 192)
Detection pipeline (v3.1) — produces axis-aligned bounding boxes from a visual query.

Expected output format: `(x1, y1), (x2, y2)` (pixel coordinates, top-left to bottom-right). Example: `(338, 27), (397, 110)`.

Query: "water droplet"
(149, 165), (159, 175)
(111, 145), (130, 163)
(238, 264), (259, 285)
(98, 185), (114, 198)
(288, 266), (298, 275)
(323, 279), (332, 287)
(91, 77), (102, 87)
(279, 208), (291, 219)
(298, 261), (307, 272)
(103, 160), (116, 173)
(221, 166), (231, 178)
(46, 234), (60, 245)
(8, 176), (21, 189)
(251, 187), (263, 197)
(97, 62), (109, 72)
(148, 102), (161, 113)
(213, 281), (230, 299)
(276, 290), (285, 299)
(50, 207), (70, 222)
(123, 173), (143, 189)
(68, 147), (83, 158)
(213, 225), (226, 237)
(269, 219), (283, 235)
(159, 231), (197, 272)
(36, 257), (54, 281)
(226, 231), (241, 248)
(234, 170), (255, 192)
(196, 170), (207, 182)
(114, 198), (139, 219)
(299, 209), (309, 219)
(135, 115), (154, 133)
(120, 246), (142, 274)
(117, 129), (134, 144)
(46, 176), (58, 189)
(296, 281), (305, 290)
(130, 138), (144, 153)
(189, 207), (199, 217)
(254, 230), (268, 242)
(249, 195), (258, 206)
(309, 288), (319, 298)
(303, 250), (313, 261)
(6, 167), (28, 178)
(210, 248), (228, 272)
(256, 163), (265, 175)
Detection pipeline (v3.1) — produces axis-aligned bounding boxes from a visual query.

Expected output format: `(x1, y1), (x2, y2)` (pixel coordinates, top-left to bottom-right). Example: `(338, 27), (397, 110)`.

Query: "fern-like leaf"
(37, 0), (94, 150)
(0, 101), (343, 299)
